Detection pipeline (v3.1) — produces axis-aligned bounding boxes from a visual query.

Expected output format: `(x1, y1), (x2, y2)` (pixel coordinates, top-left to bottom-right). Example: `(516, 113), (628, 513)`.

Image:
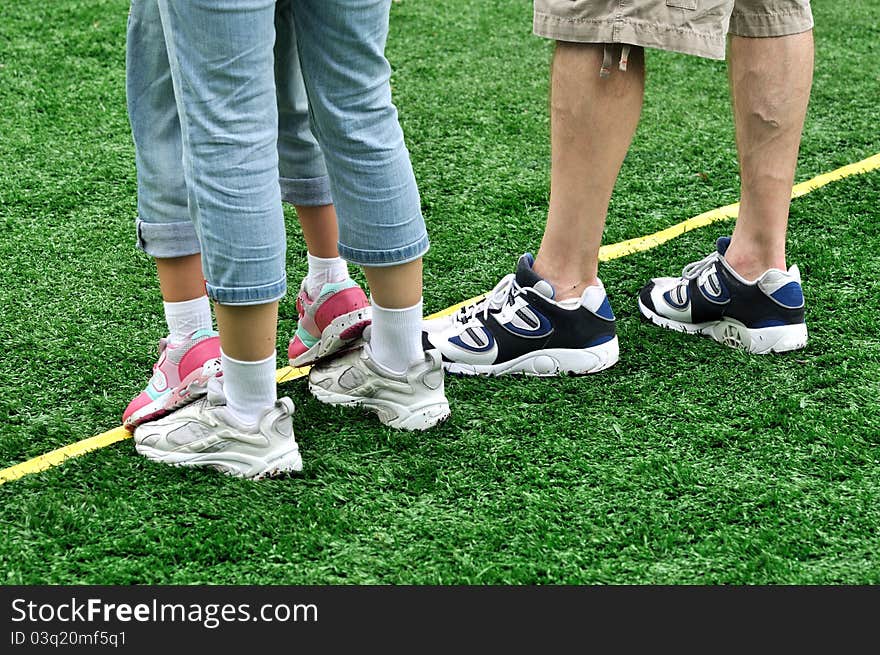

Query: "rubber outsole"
(637, 298), (808, 354)
(123, 359), (222, 432)
(308, 385), (451, 431)
(134, 443), (302, 480)
(442, 336), (620, 377)
(290, 308), (372, 368)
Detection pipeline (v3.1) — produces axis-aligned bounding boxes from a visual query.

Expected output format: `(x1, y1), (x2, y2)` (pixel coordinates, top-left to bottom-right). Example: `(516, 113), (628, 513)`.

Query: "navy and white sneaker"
(638, 236), (808, 354)
(423, 254), (619, 376)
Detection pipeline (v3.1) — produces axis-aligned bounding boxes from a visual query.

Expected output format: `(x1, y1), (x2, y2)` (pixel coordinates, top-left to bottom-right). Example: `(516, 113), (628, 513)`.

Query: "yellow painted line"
(2, 152), (879, 486)
(275, 364), (311, 384)
(789, 153), (880, 199)
(0, 300), (486, 486)
(598, 152), (880, 261)
(0, 427), (132, 485)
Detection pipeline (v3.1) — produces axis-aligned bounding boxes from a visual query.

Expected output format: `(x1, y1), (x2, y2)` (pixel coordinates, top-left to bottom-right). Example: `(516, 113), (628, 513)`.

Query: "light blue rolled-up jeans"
(128, 0), (429, 305)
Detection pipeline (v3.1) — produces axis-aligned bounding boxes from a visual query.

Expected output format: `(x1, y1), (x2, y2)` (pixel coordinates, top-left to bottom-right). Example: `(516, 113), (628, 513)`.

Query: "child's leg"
(275, 1), (371, 366)
(154, 255), (212, 344)
(293, 0), (448, 430)
(214, 302), (280, 426)
(133, 0), (301, 478)
(275, 1), (344, 274)
(286, 201), (373, 369)
(157, 0), (285, 412)
(363, 260), (424, 374)
(155, 255), (205, 303)
(294, 0), (429, 329)
(127, 0), (209, 321)
(296, 206), (339, 259)
(123, 0), (220, 430)
(297, 205), (349, 296)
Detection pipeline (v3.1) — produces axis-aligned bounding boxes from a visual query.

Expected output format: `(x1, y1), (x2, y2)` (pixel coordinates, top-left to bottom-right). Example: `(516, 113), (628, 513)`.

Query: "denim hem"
(206, 275), (287, 306)
(280, 175), (333, 207)
(337, 235), (430, 267)
(136, 217), (201, 258)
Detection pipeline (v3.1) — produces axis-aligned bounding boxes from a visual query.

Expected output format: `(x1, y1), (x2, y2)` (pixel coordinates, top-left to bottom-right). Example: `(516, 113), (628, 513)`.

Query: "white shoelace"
(456, 273), (519, 324)
(681, 250), (721, 280)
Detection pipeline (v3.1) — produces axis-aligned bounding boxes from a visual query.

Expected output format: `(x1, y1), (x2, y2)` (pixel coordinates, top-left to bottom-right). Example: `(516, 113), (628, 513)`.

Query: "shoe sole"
(443, 337), (620, 377)
(123, 359), (223, 432)
(308, 385), (451, 431)
(638, 298), (808, 354)
(134, 441), (302, 480)
(290, 308), (372, 368)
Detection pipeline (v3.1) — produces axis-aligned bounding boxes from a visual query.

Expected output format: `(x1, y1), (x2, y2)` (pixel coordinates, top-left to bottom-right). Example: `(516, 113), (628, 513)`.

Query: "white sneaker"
(308, 344), (450, 431)
(133, 380), (302, 479)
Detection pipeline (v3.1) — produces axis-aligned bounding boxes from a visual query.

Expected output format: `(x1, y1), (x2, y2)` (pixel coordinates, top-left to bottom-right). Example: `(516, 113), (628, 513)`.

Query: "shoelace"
(681, 250), (721, 280)
(456, 273), (519, 324)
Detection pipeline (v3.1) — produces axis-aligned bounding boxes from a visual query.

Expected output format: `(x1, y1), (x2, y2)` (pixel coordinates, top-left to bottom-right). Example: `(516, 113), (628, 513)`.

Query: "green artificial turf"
(0, 0), (878, 584)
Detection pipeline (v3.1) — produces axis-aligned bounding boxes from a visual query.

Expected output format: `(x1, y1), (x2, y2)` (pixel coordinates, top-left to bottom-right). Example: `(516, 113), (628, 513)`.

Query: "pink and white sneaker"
(123, 328), (222, 431)
(288, 278), (371, 367)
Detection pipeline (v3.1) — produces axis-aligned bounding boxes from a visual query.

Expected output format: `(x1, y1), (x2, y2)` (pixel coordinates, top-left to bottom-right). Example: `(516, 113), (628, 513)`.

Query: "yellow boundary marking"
(2, 152), (878, 486)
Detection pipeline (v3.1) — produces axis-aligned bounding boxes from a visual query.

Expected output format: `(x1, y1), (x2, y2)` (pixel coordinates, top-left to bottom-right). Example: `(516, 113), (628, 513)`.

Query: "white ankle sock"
(306, 253), (349, 298)
(220, 350), (277, 426)
(164, 296), (212, 344)
(369, 297), (424, 374)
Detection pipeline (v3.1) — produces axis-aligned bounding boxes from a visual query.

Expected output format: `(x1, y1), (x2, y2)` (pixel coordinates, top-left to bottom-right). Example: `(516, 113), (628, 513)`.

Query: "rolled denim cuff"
(206, 275), (287, 306)
(279, 175), (332, 207)
(136, 217), (201, 259)
(337, 234), (430, 267)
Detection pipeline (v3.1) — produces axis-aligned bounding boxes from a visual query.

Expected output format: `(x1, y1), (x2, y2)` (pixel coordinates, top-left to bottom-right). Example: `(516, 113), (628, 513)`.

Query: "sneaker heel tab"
(788, 263), (802, 282)
(276, 396), (295, 415)
(758, 269), (805, 308)
(514, 253), (556, 299)
(580, 283), (611, 316)
(426, 348), (442, 366)
(758, 267), (796, 285)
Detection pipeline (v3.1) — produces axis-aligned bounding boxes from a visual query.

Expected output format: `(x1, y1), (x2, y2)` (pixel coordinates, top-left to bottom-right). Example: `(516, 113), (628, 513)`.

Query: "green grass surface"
(0, 0), (878, 584)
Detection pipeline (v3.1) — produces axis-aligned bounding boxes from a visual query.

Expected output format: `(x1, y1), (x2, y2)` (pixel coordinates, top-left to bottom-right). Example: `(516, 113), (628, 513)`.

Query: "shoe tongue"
(515, 253), (555, 299)
(716, 236), (731, 256)
(206, 375), (226, 406)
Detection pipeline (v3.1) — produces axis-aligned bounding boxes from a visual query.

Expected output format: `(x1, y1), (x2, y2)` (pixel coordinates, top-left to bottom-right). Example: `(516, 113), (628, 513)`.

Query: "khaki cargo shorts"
(534, 0), (813, 60)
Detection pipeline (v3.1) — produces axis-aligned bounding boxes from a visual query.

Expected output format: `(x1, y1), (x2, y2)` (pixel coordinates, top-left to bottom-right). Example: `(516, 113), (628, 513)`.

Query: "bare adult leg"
(533, 42), (645, 300)
(724, 30), (814, 280)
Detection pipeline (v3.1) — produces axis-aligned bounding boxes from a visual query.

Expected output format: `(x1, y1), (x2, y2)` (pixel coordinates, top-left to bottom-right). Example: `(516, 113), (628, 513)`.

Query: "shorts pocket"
(667, 0), (698, 9)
